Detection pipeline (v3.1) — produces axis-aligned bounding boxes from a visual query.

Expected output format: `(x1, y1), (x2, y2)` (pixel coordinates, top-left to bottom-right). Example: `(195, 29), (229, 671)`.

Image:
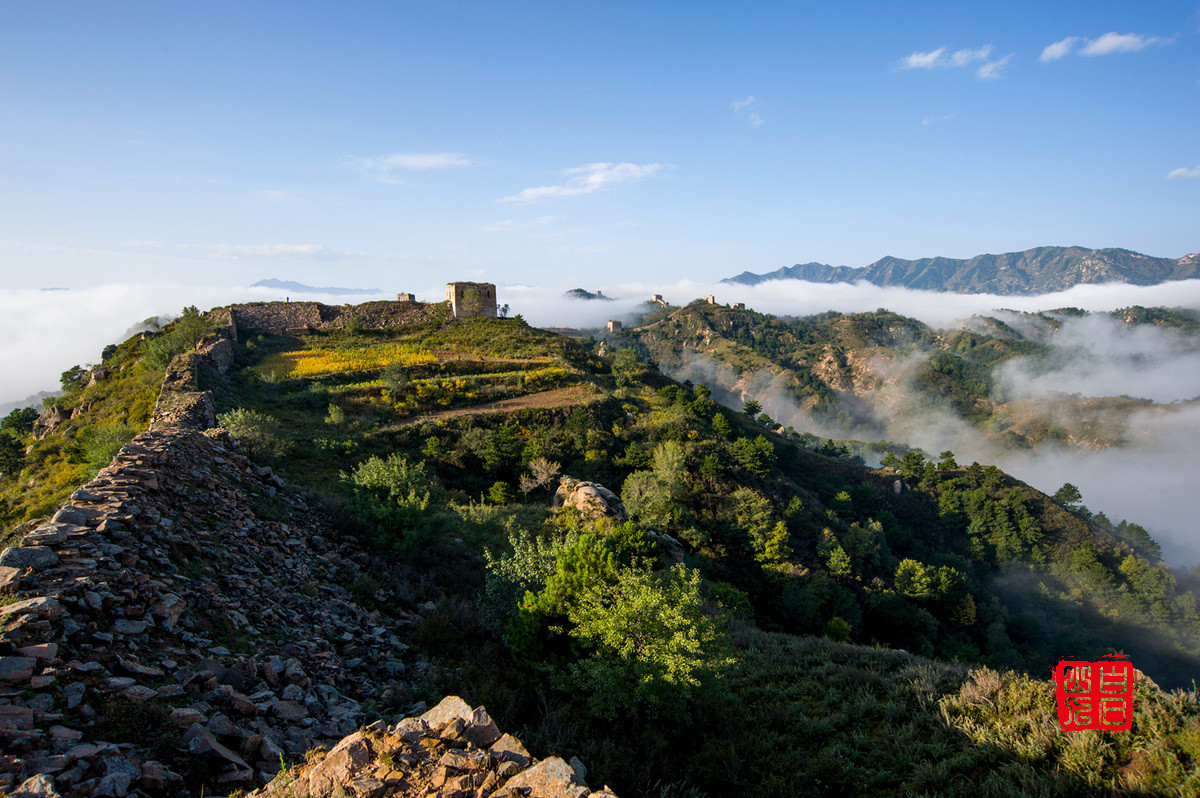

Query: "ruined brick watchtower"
(446, 282), (498, 319)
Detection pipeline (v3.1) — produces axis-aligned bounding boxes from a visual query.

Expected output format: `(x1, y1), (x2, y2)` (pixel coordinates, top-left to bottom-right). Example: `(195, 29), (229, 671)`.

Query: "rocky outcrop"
(249, 696), (616, 798)
(0, 426), (431, 794)
(551, 478), (626, 521)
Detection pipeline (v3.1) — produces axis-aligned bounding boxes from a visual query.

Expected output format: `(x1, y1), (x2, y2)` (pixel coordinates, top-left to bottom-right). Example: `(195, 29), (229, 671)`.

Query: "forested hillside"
(2, 301), (1199, 796)
(623, 300), (1200, 453)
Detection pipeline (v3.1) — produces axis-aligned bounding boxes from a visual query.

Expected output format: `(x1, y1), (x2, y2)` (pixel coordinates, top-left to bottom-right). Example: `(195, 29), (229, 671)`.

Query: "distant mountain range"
(723, 246), (1200, 295)
(252, 278), (384, 295)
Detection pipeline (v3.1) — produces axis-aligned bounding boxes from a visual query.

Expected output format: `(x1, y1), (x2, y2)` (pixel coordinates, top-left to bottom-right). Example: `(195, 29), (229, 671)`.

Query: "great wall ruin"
(0, 294), (618, 798)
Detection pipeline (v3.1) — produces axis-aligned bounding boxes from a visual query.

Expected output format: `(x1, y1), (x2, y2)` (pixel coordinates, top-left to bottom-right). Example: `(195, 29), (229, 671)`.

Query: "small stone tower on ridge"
(446, 282), (498, 319)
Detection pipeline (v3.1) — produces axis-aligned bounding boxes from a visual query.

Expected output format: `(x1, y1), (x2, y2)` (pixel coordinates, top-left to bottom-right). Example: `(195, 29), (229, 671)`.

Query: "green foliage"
(728, 435), (775, 477)
(145, 306), (217, 370)
(325, 403), (347, 425)
(622, 470), (675, 528)
(345, 453), (444, 547)
(0, 408), (37, 435)
(0, 432), (23, 477)
(78, 422), (135, 476)
(611, 349), (640, 385)
(217, 408), (289, 460)
(1053, 482), (1083, 508)
(488, 480), (517, 504)
(741, 399), (762, 416)
(565, 563), (733, 720)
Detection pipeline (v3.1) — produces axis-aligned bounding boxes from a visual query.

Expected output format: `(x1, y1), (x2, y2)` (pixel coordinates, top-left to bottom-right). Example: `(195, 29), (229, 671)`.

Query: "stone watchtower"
(445, 282), (498, 319)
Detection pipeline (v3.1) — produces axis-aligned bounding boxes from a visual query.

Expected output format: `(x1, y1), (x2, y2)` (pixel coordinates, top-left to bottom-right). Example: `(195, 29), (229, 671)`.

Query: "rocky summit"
(0, 424), (613, 797)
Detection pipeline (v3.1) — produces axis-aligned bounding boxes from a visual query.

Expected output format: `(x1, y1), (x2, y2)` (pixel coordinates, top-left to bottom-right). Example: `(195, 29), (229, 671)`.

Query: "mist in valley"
(3, 275), (1199, 565)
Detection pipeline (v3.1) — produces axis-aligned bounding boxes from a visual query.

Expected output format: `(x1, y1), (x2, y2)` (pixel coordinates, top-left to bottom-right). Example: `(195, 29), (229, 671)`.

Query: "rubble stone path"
(0, 426), (615, 797)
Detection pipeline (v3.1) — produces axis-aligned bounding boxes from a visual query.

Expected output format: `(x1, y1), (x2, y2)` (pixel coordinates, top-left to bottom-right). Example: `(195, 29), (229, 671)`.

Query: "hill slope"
(3, 297), (1200, 795)
(724, 246), (1200, 294)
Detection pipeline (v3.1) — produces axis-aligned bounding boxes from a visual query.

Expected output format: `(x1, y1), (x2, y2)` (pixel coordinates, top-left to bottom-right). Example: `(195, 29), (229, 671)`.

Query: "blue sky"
(1, 1), (1197, 291)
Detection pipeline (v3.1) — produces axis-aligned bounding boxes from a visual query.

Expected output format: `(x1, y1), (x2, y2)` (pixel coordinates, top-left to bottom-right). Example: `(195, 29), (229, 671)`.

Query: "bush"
(217, 408), (290, 460)
(80, 422), (135, 476)
(144, 306), (217, 370)
(565, 563), (734, 720)
(345, 453), (444, 547)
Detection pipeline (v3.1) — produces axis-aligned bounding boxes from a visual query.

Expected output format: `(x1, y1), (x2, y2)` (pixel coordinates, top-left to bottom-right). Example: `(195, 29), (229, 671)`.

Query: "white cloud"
(1167, 166), (1200, 179)
(976, 54), (1013, 80)
(482, 215), (559, 233)
(921, 113), (956, 126)
(949, 45), (994, 67)
(1081, 31), (1168, 56)
(731, 95), (764, 126)
(1042, 32), (1173, 62)
(362, 152), (471, 171)
(900, 45), (1006, 79)
(500, 162), (663, 203)
(901, 47), (947, 70)
(1040, 36), (1081, 62)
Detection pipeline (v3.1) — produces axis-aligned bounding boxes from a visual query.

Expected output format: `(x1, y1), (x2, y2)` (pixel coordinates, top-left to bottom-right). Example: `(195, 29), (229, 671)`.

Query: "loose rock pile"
(248, 696), (617, 798)
(0, 426), (429, 795)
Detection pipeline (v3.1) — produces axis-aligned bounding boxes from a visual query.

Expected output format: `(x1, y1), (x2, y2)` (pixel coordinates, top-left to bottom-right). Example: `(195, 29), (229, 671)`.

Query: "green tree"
(1054, 482), (1083, 508)
(346, 453), (444, 546)
(622, 470), (675, 528)
(0, 432), (23, 477)
(729, 435), (775, 477)
(894, 559), (936, 600)
(611, 349), (640, 385)
(0, 408), (37, 435)
(566, 563), (733, 719)
(741, 399), (762, 416)
(488, 480), (517, 504)
(711, 412), (732, 439)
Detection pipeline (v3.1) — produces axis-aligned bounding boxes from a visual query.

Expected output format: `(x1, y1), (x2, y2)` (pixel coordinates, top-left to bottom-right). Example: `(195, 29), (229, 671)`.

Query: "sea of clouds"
(3, 276), (1199, 564)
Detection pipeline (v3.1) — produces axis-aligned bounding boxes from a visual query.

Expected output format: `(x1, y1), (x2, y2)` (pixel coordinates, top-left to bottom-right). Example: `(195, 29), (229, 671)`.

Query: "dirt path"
(395, 384), (599, 426)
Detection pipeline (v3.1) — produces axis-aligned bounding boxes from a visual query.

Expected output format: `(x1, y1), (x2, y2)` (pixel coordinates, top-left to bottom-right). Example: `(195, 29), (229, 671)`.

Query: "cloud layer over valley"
(4, 276), (1200, 564)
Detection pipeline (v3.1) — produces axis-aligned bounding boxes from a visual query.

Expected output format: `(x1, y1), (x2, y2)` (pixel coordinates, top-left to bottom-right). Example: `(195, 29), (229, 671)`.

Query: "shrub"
(345, 453), (444, 547)
(80, 422), (135, 476)
(565, 563), (734, 720)
(217, 408), (290, 460)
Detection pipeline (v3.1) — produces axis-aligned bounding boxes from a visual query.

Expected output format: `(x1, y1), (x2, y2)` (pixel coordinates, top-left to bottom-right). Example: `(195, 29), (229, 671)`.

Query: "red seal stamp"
(1053, 653), (1139, 732)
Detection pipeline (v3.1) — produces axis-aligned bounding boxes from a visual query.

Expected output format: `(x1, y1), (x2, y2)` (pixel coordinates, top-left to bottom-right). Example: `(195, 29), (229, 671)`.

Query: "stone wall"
(228, 303), (326, 336)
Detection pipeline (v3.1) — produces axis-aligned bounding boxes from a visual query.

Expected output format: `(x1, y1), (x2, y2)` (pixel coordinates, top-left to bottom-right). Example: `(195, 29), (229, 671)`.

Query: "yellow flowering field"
(255, 343), (436, 379)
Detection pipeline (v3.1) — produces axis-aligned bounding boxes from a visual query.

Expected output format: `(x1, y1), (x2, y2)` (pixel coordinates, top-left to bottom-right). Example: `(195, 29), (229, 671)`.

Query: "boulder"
(504, 757), (590, 798)
(0, 546), (59, 571)
(552, 477), (626, 521)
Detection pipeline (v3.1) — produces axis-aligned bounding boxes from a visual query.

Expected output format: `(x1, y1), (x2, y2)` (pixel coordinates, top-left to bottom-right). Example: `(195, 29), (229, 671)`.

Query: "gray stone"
(182, 723), (250, 770)
(110, 619), (148, 635)
(0, 546), (59, 571)
(0, 596), (64, 621)
(93, 772), (131, 797)
(63, 683), (86, 709)
(271, 700), (308, 721)
(0, 656), (36, 682)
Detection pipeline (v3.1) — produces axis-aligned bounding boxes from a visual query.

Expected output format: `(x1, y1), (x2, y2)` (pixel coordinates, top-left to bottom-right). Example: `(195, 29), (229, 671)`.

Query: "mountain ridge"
(723, 246), (1200, 294)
